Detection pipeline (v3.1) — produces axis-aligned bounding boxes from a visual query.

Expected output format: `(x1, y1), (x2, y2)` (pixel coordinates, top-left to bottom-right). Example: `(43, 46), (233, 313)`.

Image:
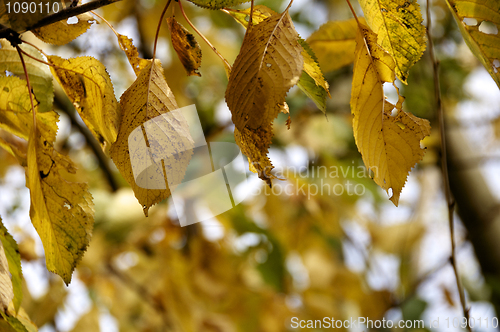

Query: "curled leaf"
(117, 34), (149, 76)
(167, 17), (202, 77)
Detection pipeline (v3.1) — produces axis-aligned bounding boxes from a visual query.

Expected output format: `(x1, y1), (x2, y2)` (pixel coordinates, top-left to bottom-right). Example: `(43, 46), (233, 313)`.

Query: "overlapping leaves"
(358, 0), (427, 83)
(350, 23), (430, 205)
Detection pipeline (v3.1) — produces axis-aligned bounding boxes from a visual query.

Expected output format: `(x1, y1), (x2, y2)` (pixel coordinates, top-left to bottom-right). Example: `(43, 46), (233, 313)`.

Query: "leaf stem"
(426, 0), (471, 328)
(178, 0), (232, 70)
(90, 10), (119, 36)
(153, 0), (173, 60)
(345, 0), (361, 26)
(15, 46), (37, 130)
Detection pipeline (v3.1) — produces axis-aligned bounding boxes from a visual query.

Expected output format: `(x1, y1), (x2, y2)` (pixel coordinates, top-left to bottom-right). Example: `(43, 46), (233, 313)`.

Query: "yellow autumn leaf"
(32, 11), (94, 45)
(224, 5), (276, 27)
(306, 18), (360, 73)
(48, 56), (119, 150)
(117, 34), (149, 76)
(359, 0), (426, 83)
(26, 125), (94, 285)
(111, 60), (193, 216)
(0, 238), (13, 312)
(225, 9), (303, 182)
(0, 76), (58, 144)
(351, 24), (430, 206)
(167, 17), (202, 77)
(226, 5), (329, 112)
(445, 0), (500, 88)
(0, 219), (23, 313)
(188, 0), (250, 10)
(0, 40), (53, 114)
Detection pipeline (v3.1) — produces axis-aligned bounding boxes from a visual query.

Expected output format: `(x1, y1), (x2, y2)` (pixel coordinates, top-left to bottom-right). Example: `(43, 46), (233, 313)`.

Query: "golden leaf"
(0, 40), (53, 114)
(225, 9), (303, 182)
(358, 0), (426, 83)
(48, 56), (119, 150)
(117, 35), (149, 76)
(227, 5), (329, 112)
(0, 238), (13, 312)
(110, 60), (192, 216)
(167, 17), (202, 77)
(32, 11), (94, 45)
(445, 0), (500, 88)
(0, 219), (23, 313)
(306, 19), (360, 73)
(224, 5), (276, 28)
(351, 24), (430, 205)
(0, 76), (58, 144)
(26, 124), (94, 284)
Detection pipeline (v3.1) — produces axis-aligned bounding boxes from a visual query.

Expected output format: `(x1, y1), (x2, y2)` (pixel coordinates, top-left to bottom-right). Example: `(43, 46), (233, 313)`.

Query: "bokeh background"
(1, 0), (500, 330)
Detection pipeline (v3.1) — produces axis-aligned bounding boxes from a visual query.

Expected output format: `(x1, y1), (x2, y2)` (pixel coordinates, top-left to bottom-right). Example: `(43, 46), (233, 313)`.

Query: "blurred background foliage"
(1, 0), (500, 331)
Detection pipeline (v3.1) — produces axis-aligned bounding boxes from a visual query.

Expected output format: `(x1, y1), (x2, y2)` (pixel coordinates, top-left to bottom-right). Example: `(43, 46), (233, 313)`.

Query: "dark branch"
(54, 91), (120, 193)
(0, 0), (123, 39)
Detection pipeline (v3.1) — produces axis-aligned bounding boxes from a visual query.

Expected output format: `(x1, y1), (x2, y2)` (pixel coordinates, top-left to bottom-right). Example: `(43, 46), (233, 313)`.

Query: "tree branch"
(54, 91), (119, 192)
(426, 0), (471, 327)
(0, 0), (123, 40)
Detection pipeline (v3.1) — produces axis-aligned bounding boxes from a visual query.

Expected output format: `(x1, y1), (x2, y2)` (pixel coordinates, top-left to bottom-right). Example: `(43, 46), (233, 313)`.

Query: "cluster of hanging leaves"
(0, 0), (499, 329)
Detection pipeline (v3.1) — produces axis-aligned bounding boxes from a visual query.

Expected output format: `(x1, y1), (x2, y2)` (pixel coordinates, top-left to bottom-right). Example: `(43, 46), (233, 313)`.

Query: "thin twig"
(15, 46), (37, 128)
(426, 0), (471, 328)
(178, 0), (232, 70)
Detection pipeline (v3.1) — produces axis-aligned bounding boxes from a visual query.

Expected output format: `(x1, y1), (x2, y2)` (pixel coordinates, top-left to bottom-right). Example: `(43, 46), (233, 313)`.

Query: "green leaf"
(358, 0), (427, 83)
(0, 40), (54, 114)
(297, 39), (330, 113)
(445, 0), (500, 88)
(187, 0), (250, 10)
(0, 313), (28, 332)
(0, 219), (23, 313)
